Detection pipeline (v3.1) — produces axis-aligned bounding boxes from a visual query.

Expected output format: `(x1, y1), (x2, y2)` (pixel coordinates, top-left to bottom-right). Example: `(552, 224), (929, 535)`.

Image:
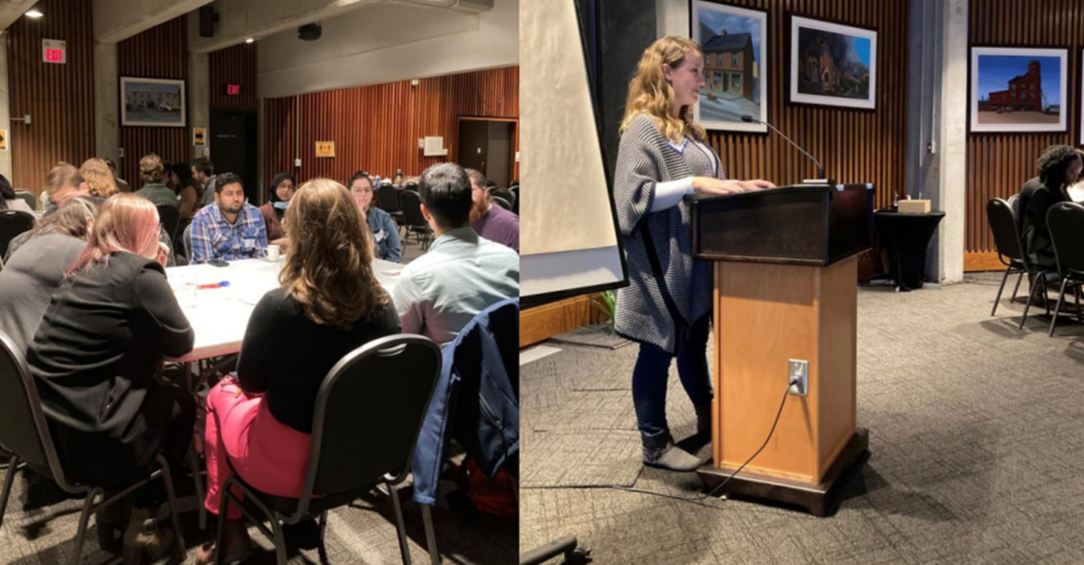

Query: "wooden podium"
(688, 183), (873, 516)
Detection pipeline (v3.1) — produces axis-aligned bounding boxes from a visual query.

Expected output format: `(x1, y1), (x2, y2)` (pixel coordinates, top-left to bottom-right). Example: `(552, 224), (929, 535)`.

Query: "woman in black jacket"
(1019, 145), (1082, 270)
(27, 194), (195, 564)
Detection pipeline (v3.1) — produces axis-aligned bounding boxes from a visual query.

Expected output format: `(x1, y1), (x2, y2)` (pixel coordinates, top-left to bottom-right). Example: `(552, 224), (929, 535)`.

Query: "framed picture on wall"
(789, 16), (877, 110)
(690, 1), (768, 132)
(970, 47), (1066, 134)
(120, 77), (186, 127)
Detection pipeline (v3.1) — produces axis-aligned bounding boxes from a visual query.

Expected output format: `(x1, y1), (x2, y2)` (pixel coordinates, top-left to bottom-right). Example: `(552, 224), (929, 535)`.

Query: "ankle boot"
(643, 441), (702, 472)
(695, 403), (713, 438)
(122, 507), (174, 565)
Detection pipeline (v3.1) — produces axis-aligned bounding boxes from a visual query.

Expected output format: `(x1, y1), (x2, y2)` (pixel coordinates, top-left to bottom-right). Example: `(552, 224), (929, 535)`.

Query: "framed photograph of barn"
(970, 47), (1066, 134)
(120, 77), (186, 127)
(789, 16), (877, 110)
(691, 1), (768, 132)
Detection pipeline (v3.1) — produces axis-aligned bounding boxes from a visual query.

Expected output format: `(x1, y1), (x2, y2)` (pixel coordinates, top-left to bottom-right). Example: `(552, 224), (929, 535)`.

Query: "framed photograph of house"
(970, 47), (1066, 134)
(691, 1), (768, 132)
(789, 16), (877, 110)
(120, 77), (186, 127)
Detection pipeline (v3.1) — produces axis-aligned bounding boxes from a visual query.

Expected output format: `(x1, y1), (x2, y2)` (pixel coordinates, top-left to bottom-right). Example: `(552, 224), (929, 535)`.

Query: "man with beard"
(466, 168), (519, 253)
(189, 172), (268, 264)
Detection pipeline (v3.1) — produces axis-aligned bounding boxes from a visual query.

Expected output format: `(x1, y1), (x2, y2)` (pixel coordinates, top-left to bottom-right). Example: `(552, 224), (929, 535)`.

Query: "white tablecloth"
(165, 258), (403, 362)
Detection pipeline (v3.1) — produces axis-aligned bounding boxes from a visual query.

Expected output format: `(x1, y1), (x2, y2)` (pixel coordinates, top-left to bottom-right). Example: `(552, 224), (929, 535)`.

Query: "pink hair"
(66, 194), (161, 277)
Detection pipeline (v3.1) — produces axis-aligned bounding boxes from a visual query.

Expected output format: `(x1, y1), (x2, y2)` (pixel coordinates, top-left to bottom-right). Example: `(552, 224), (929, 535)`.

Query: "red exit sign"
(225, 84), (241, 96)
(42, 39), (66, 64)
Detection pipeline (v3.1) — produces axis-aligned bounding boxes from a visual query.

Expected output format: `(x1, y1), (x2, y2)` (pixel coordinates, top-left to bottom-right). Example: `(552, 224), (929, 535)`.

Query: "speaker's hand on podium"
(692, 177), (742, 196)
(738, 179), (776, 191)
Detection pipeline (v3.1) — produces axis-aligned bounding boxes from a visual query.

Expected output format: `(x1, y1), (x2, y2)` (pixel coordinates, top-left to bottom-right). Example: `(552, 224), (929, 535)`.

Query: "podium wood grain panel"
(713, 257), (858, 485)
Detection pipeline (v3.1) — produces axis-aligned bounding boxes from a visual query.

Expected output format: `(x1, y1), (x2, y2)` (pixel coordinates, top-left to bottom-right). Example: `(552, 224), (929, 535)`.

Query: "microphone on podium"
(741, 115), (827, 182)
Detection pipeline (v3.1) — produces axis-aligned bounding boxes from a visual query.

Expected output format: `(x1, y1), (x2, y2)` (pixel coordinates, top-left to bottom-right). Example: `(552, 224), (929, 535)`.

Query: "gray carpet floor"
(520, 273), (1084, 565)
(0, 235), (514, 565)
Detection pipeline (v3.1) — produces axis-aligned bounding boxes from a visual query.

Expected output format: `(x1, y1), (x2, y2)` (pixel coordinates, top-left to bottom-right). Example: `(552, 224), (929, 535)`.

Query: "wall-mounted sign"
(43, 39), (66, 64)
(0, 129), (8, 151)
(315, 141), (335, 158)
(225, 84), (241, 96)
(193, 127), (206, 146)
(422, 136), (446, 157)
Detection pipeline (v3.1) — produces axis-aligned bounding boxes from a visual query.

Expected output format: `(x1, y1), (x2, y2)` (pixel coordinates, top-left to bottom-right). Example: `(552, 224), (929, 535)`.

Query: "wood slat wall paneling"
(209, 43), (258, 110)
(966, 0), (1083, 270)
(703, 0), (908, 213)
(117, 16), (188, 189)
(262, 66), (519, 188)
(7, 0), (96, 196)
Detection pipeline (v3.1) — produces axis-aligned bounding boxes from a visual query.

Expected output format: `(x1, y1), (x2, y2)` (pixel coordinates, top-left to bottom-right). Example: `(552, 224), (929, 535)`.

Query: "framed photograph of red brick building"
(691, 1), (768, 132)
(969, 46), (1067, 134)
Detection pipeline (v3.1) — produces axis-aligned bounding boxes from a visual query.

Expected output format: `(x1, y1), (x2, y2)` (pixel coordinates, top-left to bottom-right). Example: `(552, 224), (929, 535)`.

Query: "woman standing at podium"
(613, 36), (774, 472)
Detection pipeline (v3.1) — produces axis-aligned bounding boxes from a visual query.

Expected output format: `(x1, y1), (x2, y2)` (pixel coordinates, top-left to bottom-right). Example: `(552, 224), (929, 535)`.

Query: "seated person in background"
(80, 157), (119, 199)
(168, 162), (204, 225)
(0, 197), (98, 352)
(42, 163), (92, 217)
(0, 173), (34, 214)
(466, 168), (519, 253)
(258, 172), (295, 248)
(393, 163), (519, 344)
(189, 172), (267, 264)
(27, 194), (194, 561)
(196, 179), (400, 563)
(349, 171), (402, 262)
(134, 153), (178, 210)
(192, 157), (218, 209)
(1019, 145), (1082, 270)
(103, 158), (131, 193)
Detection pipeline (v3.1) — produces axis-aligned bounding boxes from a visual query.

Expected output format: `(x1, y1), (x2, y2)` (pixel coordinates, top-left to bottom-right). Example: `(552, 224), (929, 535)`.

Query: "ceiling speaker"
(298, 22), (322, 41)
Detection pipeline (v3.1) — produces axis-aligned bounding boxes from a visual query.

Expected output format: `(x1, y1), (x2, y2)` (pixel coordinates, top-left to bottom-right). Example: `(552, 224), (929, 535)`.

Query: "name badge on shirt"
(244, 239), (256, 248)
(374, 229), (386, 243)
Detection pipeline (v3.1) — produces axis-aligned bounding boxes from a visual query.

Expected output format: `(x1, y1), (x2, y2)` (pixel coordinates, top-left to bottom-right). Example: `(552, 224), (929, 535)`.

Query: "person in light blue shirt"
(391, 163), (518, 345)
(188, 172), (267, 264)
(348, 171), (402, 262)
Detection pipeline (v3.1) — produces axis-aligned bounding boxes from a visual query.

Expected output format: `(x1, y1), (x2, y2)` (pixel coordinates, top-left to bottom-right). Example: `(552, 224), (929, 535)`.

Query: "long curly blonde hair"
(80, 158), (118, 198)
(620, 36), (706, 143)
(280, 178), (390, 329)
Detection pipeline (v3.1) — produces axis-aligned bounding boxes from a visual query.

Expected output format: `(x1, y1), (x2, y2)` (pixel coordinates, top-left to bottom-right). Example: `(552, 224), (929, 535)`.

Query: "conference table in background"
(165, 257), (402, 385)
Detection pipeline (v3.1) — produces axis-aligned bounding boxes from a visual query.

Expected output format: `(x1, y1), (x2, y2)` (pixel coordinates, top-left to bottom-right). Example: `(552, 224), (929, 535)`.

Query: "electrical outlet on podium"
(788, 359), (809, 396)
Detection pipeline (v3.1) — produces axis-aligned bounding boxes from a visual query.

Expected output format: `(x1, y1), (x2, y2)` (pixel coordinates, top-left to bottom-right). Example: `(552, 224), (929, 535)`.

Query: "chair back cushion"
(0, 331), (58, 479)
(377, 185), (400, 212)
(15, 191), (37, 211)
(0, 210), (35, 260)
(399, 190), (427, 229)
(1047, 202), (1084, 275)
(157, 204), (180, 241)
(307, 335), (441, 496)
(986, 198), (1024, 263)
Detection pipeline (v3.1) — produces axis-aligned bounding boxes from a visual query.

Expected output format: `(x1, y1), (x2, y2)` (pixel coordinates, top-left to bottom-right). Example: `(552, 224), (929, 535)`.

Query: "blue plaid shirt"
(189, 202), (268, 264)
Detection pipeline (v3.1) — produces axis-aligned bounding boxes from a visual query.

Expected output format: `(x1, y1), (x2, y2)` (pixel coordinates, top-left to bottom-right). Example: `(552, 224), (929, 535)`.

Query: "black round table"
(872, 210), (945, 291)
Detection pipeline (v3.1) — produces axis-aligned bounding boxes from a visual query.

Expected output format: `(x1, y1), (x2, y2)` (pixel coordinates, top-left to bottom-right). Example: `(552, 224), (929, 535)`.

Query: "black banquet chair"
(213, 334), (442, 565)
(157, 204), (180, 243)
(0, 330), (188, 565)
(400, 189), (434, 251)
(0, 210), (35, 260)
(377, 182), (405, 225)
(1044, 202), (1084, 336)
(491, 195), (513, 212)
(986, 198), (1029, 316)
(14, 190), (37, 212)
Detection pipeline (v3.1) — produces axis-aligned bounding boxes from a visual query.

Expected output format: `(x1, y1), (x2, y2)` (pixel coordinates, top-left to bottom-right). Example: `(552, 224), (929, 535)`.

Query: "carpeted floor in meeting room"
(520, 273), (1084, 565)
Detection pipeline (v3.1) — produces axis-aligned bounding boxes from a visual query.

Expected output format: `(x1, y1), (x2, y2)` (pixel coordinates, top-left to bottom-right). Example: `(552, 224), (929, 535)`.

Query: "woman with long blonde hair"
(197, 178), (400, 563)
(615, 36), (775, 471)
(27, 194), (194, 562)
(80, 157), (119, 198)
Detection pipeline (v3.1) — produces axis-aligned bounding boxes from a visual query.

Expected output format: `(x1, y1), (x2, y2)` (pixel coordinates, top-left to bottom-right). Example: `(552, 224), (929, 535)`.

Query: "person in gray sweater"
(0, 197), (99, 353)
(614, 36), (775, 472)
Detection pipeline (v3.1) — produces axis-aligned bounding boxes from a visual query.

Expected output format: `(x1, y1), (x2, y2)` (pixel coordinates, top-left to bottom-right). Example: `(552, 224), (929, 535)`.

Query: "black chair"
(510, 186), (519, 216)
(157, 205), (180, 243)
(213, 335), (442, 565)
(0, 210), (35, 260)
(986, 198), (1029, 316)
(0, 330), (187, 565)
(509, 179), (519, 189)
(492, 188), (515, 208)
(182, 223), (194, 260)
(1044, 202), (1084, 336)
(378, 183), (405, 224)
(492, 196), (512, 212)
(400, 190), (433, 251)
(14, 190), (36, 211)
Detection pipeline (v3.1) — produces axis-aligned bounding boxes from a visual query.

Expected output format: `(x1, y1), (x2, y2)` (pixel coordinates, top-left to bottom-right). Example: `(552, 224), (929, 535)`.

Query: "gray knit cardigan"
(613, 113), (715, 354)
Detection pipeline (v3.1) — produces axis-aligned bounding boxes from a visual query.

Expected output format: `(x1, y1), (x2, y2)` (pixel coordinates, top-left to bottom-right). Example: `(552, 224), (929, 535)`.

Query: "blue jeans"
(631, 316), (713, 449)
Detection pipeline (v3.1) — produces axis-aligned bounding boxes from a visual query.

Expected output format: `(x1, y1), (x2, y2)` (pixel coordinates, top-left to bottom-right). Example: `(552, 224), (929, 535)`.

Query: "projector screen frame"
(521, 0), (629, 310)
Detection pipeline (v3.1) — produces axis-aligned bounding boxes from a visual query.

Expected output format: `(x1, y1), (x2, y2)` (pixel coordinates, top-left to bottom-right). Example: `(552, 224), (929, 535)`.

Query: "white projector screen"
(520, 0), (627, 305)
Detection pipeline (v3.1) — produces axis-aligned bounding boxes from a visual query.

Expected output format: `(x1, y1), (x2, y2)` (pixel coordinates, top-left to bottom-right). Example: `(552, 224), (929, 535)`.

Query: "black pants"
(131, 381), (196, 508)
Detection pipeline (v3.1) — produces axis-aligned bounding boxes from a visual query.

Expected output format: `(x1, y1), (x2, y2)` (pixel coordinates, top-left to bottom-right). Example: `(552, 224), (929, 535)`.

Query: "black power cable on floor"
(522, 377), (798, 511)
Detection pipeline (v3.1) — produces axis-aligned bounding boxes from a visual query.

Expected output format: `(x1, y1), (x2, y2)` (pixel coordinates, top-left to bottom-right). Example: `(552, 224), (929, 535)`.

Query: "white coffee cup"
(265, 244), (281, 261)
